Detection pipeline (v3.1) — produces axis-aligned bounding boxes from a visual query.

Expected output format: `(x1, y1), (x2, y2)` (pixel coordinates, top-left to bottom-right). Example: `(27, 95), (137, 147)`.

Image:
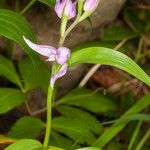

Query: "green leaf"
(4, 139), (43, 150)
(38, 0), (55, 6)
(76, 148), (101, 150)
(50, 131), (80, 150)
(56, 105), (103, 134)
(18, 57), (50, 92)
(68, 47), (150, 86)
(0, 9), (36, 56)
(0, 88), (26, 114)
(49, 146), (64, 150)
(101, 113), (150, 125)
(0, 54), (22, 88)
(56, 88), (117, 113)
(52, 117), (96, 145)
(92, 92), (150, 148)
(101, 24), (138, 41)
(8, 116), (44, 139)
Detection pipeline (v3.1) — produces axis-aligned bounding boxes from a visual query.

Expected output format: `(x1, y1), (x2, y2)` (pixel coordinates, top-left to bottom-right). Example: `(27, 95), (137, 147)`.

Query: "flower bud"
(83, 0), (98, 12)
(55, 0), (77, 20)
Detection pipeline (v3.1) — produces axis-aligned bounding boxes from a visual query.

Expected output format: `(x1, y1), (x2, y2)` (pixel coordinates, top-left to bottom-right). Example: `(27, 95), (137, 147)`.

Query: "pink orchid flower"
(23, 36), (70, 88)
(55, 0), (77, 19)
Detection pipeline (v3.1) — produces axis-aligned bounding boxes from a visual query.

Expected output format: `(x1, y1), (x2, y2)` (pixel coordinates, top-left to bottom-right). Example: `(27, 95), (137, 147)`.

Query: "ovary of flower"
(55, 0), (77, 19)
(23, 36), (70, 88)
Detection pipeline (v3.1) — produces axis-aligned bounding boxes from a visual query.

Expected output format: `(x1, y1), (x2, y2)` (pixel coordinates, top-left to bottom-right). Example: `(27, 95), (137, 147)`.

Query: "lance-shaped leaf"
(93, 92), (150, 148)
(68, 47), (150, 86)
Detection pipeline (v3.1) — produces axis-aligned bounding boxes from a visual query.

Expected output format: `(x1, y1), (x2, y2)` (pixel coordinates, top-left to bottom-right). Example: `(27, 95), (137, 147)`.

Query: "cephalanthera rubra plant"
(1, 0), (150, 150)
(23, 0), (100, 148)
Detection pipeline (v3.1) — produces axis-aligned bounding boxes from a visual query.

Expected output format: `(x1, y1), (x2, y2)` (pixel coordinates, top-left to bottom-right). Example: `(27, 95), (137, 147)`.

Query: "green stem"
(58, 15), (80, 47)
(135, 38), (143, 63)
(20, 0), (36, 15)
(128, 121), (142, 150)
(135, 127), (150, 150)
(43, 85), (53, 147)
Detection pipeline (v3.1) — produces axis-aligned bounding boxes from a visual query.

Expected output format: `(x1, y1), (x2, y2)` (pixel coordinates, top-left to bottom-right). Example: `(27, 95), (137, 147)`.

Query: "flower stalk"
(43, 84), (53, 147)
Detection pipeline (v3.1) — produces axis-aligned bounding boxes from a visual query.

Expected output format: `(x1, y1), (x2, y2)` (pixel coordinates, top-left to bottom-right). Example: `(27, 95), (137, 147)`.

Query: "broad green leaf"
(0, 54), (22, 88)
(50, 131), (80, 150)
(56, 105), (103, 134)
(4, 139), (43, 150)
(76, 148), (101, 150)
(101, 24), (138, 41)
(0, 9), (36, 56)
(68, 47), (150, 86)
(92, 92), (150, 148)
(56, 88), (117, 113)
(8, 116), (44, 139)
(38, 0), (55, 6)
(52, 116), (96, 145)
(0, 88), (26, 114)
(18, 57), (50, 92)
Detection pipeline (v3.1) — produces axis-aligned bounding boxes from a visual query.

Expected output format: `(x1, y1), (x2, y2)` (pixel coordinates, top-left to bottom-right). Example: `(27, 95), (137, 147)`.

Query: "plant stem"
(58, 15), (80, 46)
(135, 38), (143, 63)
(43, 85), (53, 147)
(20, 0), (36, 15)
(128, 121), (142, 150)
(135, 127), (150, 150)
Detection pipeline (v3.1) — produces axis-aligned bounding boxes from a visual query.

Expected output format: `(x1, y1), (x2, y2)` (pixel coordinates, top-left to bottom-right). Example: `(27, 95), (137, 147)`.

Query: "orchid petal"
(55, 47), (70, 65)
(23, 36), (56, 57)
(55, 0), (66, 18)
(50, 63), (68, 88)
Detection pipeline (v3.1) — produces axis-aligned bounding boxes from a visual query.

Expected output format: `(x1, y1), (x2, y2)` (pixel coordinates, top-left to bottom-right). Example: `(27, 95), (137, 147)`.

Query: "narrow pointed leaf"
(92, 92), (150, 148)
(68, 47), (150, 86)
